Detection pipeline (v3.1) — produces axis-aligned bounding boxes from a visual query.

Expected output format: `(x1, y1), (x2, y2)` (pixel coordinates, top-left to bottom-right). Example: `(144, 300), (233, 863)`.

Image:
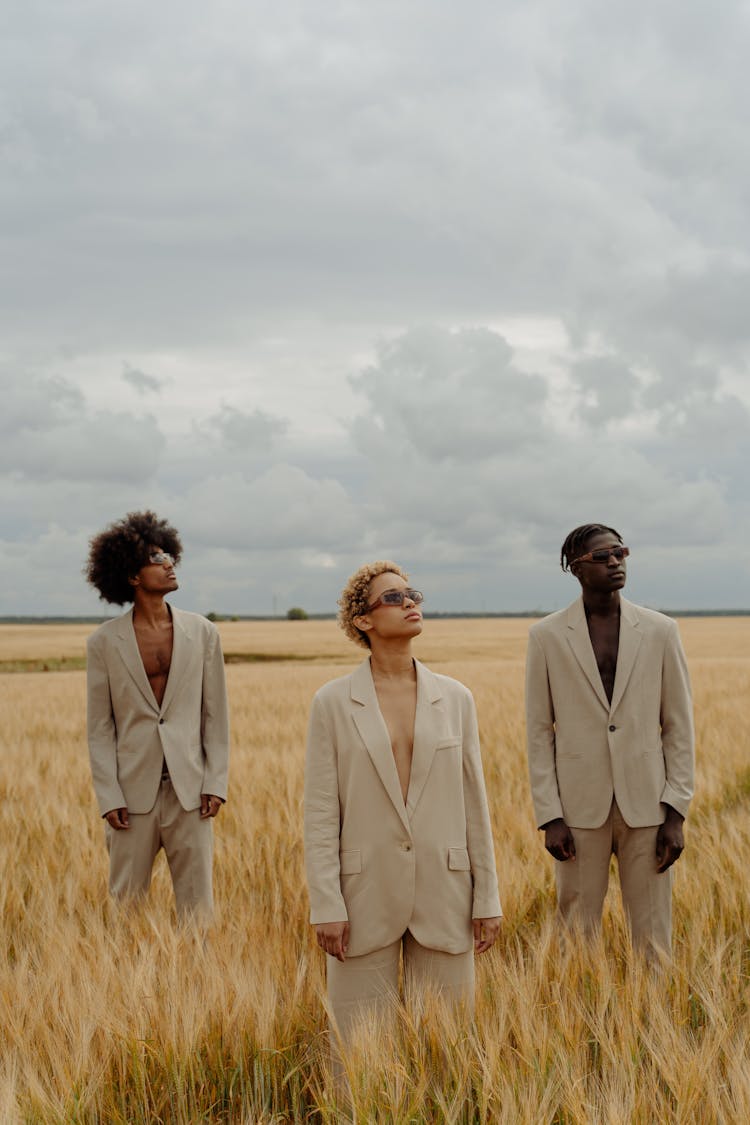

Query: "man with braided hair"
(525, 523), (694, 956)
(85, 511), (229, 920)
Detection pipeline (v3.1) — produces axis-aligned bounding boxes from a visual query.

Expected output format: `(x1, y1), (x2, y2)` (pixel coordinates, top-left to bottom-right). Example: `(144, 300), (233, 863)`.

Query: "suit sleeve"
(86, 634), (127, 816)
(461, 691), (502, 919)
(304, 691), (348, 925)
(525, 629), (565, 828)
(200, 625), (230, 801)
(659, 621), (695, 818)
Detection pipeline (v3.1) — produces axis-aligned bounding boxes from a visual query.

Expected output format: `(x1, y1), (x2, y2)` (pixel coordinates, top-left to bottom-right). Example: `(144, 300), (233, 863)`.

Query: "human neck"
(582, 590), (621, 618)
(132, 593), (172, 629)
(369, 643), (415, 680)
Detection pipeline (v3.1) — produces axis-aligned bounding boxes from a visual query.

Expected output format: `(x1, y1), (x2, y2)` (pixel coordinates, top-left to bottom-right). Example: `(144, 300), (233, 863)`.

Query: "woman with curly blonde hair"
(304, 560), (502, 1051)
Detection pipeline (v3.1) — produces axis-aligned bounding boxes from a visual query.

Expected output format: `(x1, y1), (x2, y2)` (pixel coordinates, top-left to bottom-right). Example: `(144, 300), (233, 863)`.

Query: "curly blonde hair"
(337, 560), (409, 649)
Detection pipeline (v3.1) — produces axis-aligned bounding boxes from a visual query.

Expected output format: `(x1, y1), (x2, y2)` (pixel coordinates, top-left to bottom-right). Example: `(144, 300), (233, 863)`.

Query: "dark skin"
(544, 530), (684, 874)
(104, 547), (223, 831)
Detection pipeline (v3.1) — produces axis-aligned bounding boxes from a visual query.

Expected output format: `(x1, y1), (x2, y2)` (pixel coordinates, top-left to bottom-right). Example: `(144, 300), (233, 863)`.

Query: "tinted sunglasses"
(572, 546), (630, 565)
(366, 588), (424, 612)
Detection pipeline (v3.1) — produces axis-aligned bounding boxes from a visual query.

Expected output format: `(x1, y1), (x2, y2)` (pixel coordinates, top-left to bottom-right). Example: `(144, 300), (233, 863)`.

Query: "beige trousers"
(105, 777), (214, 919)
(556, 799), (673, 955)
(326, 929), (475, 1048)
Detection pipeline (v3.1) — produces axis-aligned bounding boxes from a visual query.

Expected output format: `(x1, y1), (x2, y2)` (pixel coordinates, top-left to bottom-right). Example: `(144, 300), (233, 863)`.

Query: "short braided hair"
(337, 560), (409, 649)
(560, 524), (623, 572)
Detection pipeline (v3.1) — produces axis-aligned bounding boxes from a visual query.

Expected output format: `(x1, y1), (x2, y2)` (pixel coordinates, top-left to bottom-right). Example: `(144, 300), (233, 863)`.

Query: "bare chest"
(374, 680), (417, 803)
(134, 625), (173, 705)
(586, 616), (620, 703)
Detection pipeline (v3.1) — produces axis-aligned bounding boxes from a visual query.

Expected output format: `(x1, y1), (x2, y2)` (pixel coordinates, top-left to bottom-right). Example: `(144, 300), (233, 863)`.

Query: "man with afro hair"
(85, 510), (229, 920)
(525, 523), (694, 959)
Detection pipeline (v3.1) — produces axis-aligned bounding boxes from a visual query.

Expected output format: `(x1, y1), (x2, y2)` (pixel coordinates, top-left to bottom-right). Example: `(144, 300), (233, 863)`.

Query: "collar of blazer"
(113, 604), (190, 715)
(565, 595), (643, 715)
(349, 658), (445, 831)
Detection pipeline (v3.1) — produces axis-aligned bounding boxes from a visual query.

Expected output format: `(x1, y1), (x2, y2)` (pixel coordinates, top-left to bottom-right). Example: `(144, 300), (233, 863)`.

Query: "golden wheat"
(0, 619), (748, 1123)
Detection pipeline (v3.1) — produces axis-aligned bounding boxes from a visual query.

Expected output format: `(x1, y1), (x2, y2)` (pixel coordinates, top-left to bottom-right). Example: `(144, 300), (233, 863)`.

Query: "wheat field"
(1, 617), (748, 1123)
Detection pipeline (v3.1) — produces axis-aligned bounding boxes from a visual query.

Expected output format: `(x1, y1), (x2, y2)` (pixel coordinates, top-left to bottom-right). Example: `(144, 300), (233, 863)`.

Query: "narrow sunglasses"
(572, 546), (630, 565)
(148, 552), (175, 566)
(366, 588), (424, 612)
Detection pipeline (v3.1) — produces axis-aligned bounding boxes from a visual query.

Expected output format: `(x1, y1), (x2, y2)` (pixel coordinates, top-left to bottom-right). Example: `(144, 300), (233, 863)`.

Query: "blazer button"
(159, 718), (165, 725)
(403, 842), (411, 851)
(609, 724), (616, 732)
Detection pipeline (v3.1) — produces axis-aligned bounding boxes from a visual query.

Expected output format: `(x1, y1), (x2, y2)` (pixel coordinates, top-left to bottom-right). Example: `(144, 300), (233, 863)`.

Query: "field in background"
(1, 613), (749, 664)
(1, 618), (749, 1122)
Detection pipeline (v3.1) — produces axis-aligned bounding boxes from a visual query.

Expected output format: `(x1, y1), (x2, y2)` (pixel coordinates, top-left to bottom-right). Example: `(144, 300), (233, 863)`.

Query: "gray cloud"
(352, 327), (548, 462)
(1, 1), (749, 613)
(0, 370), (163, 483)
(568, 356), (639, 424)
(0, 372), (85, 433)
(171, 465), (358, 553)
(343, 326), (739, 608)
(1, 409), (163, 484)
(207, 405), (287, 452)
(122, 363), (164, 395)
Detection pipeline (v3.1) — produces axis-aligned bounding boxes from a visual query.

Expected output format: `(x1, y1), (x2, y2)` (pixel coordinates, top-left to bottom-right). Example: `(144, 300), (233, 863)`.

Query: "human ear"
(128, 575), (139, 587)
(353, 614), (371, 634)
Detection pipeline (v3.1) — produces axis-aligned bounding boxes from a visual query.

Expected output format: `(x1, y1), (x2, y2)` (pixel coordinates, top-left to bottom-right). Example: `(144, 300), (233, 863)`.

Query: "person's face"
(131, 546), (179, 595)
(356, 571), (423, 645)
(570, 530), (627, 595)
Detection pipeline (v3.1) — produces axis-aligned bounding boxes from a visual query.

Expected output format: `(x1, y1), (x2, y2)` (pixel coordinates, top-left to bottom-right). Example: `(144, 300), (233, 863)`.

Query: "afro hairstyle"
(85, 510), (183, 605)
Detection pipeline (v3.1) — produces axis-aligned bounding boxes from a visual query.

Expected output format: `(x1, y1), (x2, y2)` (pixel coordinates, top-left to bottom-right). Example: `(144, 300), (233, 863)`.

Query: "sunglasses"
(148, 551), (176, 566)
(366, 588), (424, 612)
(572, 546), (630, 565)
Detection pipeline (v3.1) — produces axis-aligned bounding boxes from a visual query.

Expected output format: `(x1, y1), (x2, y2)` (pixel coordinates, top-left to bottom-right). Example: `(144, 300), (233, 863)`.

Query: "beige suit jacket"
(304, 658), (502, 959)
(86, 606), (229, 816)
(526, 596), (694, 830)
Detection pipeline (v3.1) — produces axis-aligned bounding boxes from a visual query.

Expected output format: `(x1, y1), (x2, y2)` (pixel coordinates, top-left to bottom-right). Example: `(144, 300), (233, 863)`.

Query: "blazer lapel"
(350, 660), (412, 835)
(159, 605), (189, 716)
(114, 608), (159, 712)
(405, 661), (444, 818)
(565, 598), (610, 711)
(610, 598), (642, 715)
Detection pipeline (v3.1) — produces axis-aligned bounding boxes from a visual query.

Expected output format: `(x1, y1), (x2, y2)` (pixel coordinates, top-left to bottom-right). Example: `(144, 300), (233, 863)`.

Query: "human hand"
(473, 916), (502, 954)
(314, 921), (350, 962)
(544, 818), (576, 862)
(200, 794), (224, 819)
(104, 807), (129, 830)
(656, 807), (685, 873)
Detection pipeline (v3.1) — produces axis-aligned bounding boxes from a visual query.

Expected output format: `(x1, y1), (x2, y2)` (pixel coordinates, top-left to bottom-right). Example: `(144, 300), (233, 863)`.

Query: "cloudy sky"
(2, 0), (749, 616)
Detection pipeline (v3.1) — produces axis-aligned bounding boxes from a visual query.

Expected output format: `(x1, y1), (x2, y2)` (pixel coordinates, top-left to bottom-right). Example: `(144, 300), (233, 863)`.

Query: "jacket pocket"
(436, 737), (461, 751)
(448, 846), (471, 871)
(339, 848), (362, 875)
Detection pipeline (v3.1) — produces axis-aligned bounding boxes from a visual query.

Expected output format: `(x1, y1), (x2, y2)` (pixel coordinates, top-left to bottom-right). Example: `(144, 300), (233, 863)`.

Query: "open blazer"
(526, 596), (694, 831)
(86, 606), (229, 816)
(304, 658), (502, 959)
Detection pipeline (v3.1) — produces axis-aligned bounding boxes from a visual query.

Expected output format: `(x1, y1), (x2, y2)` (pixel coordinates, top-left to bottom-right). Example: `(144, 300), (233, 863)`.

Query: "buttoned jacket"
(525, 596), (694, 831)
(86, 606), (229, 816)
(304, 658), (502, 959)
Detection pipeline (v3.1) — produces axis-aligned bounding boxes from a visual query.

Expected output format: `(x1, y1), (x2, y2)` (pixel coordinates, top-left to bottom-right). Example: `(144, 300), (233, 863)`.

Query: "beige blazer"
(86, 606), (229, 816)
(526, 596), (694, 831)
(304, 659), (501, 959)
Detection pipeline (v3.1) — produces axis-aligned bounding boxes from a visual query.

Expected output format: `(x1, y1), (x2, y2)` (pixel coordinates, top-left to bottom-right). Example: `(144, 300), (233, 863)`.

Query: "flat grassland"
(1, 618), (748, 1123)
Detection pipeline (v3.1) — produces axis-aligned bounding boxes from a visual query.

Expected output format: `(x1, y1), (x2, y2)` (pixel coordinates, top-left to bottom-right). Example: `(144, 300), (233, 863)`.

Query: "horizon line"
(1, 608), (748, 625)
